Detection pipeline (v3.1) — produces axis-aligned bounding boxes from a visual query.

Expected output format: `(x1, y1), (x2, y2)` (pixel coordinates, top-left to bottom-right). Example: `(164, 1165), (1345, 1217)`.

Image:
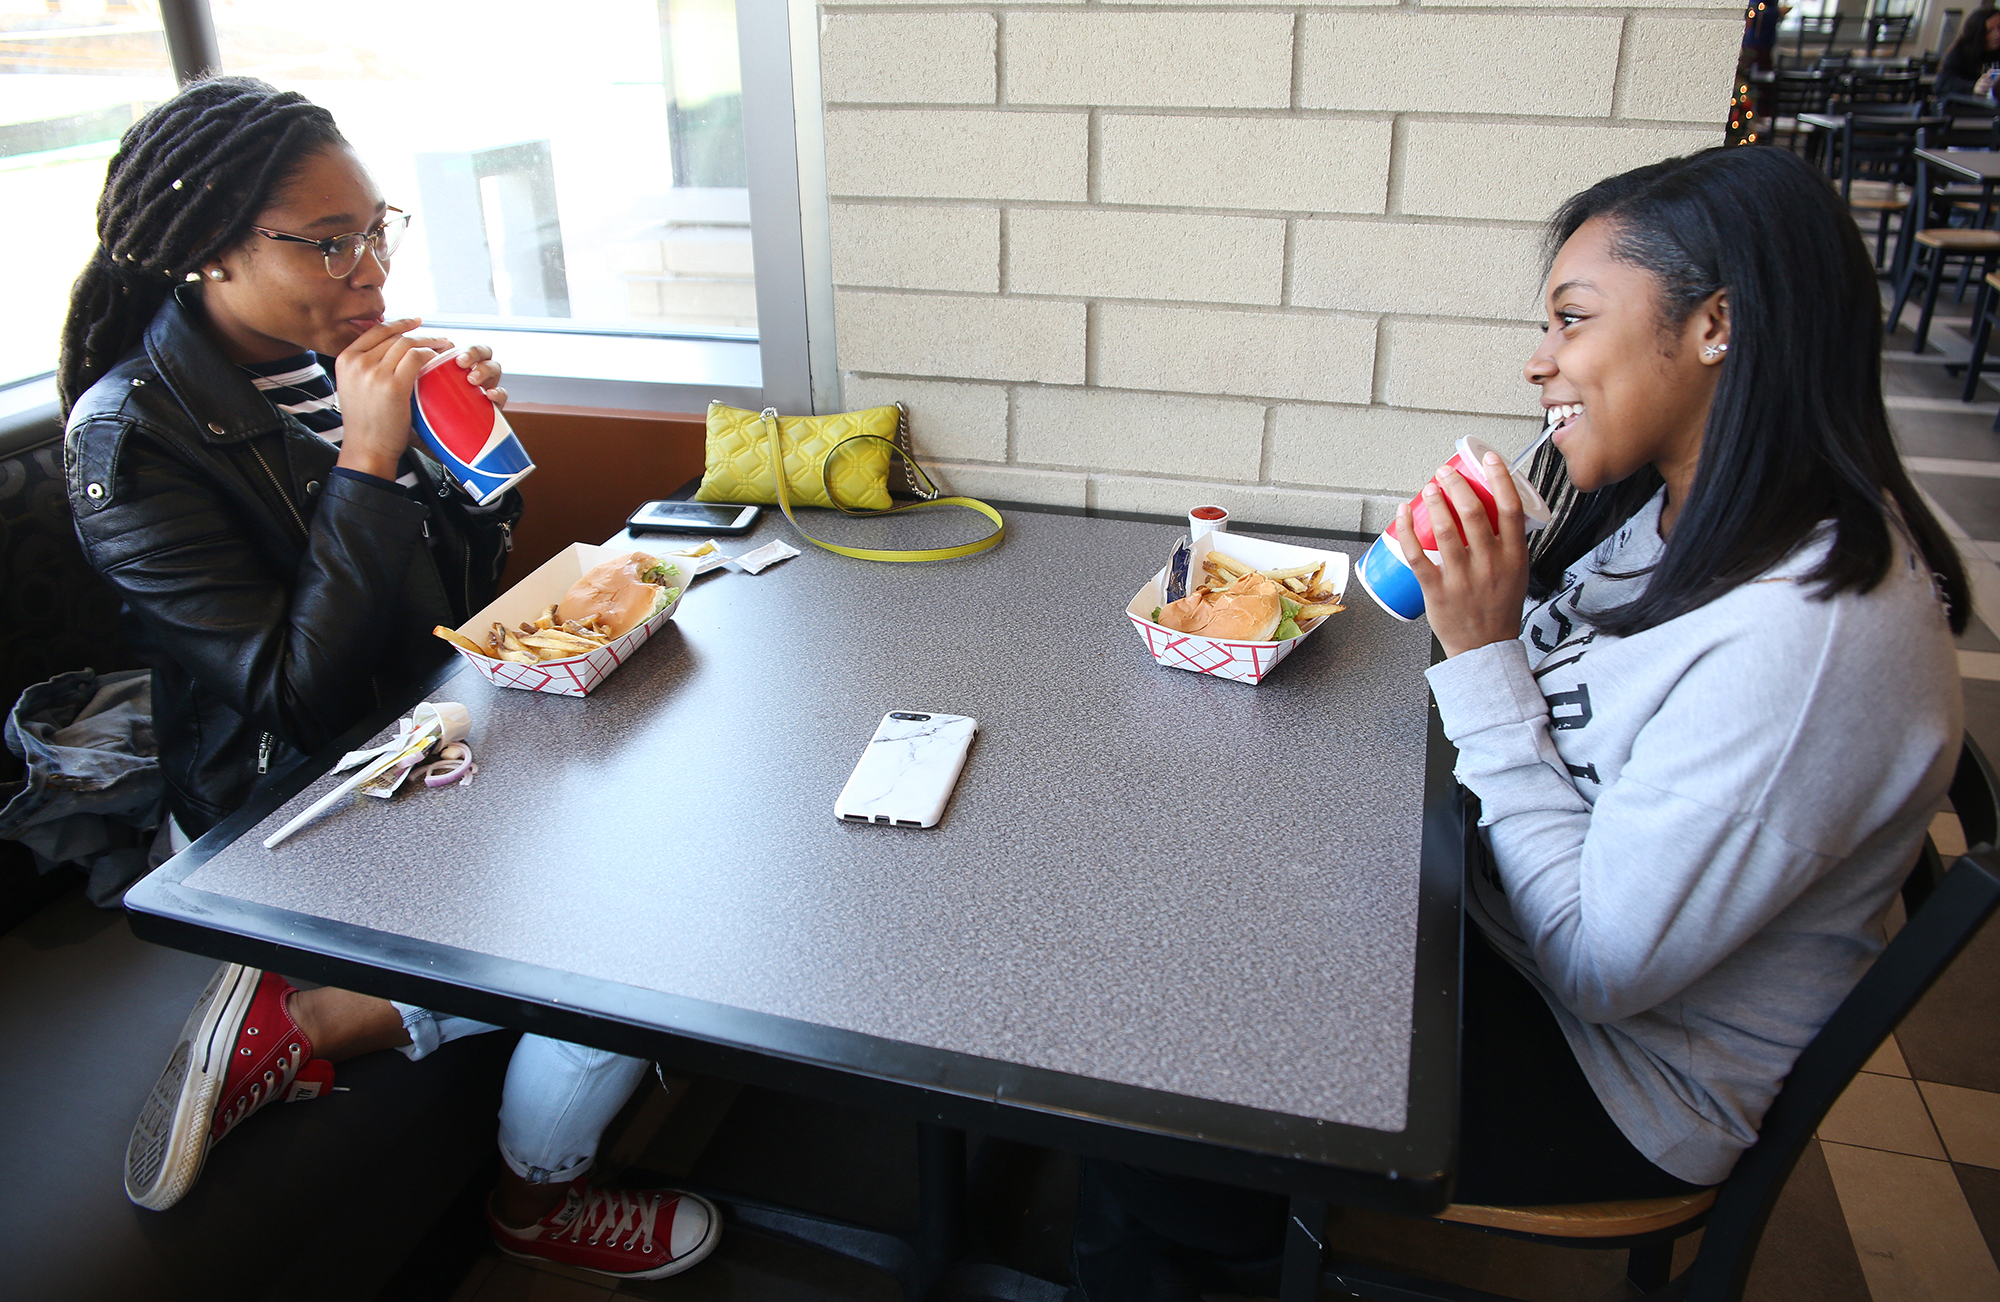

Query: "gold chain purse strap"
(761, 407), (1004, 563)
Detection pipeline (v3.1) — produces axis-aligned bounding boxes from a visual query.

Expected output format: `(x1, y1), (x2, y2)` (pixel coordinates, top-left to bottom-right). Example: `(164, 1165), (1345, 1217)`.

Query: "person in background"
(1741, 0), (1790, 74)
(1936, 5), (2000, 98)
(1072, 144), (1966, 1301)
(61, 76), (718, 1283)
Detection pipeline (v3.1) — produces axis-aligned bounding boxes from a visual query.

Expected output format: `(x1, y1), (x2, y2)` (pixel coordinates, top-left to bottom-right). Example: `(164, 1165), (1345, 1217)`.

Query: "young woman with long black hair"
(1935, 5), (2000, 100)
(64, 77), (718, 1282)
(1072, 144), (1966, 1300)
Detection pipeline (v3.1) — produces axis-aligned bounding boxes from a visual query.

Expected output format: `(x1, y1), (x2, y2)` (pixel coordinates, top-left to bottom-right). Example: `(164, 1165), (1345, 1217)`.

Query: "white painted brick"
(1379, 320), (1544, 418)
(1300, 14), (1622, 117)
(819, 13), (996, 104)
(1100, 115), (1391, 214)
(1400, 121), (1721, 222)
(1092, 476), (1371, 534)
(1096, 305), (1376, 404)
(1292, 221), (1544, 321)
(1618, 16), (1745, 123)
(831, 204), (998, 293)
(840, 375), (1008, 463)
(836, 291), (1084, 384)
(928, 462), (1089, 509)
(1008, 210), (1284, 306)
(825, 109), (1086, 202)
(1267, 404), (1541, 498)
(1006, 13), (1292, 109)
(1013, 386), (1265, 480)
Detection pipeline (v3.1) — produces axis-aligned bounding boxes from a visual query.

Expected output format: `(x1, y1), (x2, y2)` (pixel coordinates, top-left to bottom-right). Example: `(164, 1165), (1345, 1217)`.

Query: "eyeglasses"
(251, 207), (411, 278)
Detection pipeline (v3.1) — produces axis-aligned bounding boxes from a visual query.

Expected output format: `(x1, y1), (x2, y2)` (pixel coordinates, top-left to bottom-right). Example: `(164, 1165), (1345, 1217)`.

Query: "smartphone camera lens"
(889, 712), (931, 721)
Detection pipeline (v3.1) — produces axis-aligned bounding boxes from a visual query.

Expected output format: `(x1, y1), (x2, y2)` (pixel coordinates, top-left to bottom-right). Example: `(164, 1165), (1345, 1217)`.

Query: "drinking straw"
(261, 728), (438, 849)
(1511, 423), (1556, 472)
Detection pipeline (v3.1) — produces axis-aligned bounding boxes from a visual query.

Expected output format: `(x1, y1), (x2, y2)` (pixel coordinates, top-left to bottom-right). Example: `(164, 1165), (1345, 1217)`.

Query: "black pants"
(1072, 927), (1709, 1300)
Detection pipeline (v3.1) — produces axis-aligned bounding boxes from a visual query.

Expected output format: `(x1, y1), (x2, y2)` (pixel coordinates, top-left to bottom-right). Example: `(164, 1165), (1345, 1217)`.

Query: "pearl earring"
(206, 268), (227, 281)
(1702, 343), (1728, 360)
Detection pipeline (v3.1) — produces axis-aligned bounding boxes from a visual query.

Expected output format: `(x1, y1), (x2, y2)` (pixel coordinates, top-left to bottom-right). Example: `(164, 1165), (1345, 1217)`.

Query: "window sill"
(424, 327), (763, 414)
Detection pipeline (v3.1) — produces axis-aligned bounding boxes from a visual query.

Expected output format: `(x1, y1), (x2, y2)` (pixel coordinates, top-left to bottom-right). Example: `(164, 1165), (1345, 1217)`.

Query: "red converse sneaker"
(487, 1181), (720, 1280)
(124, 964), (334, 1210)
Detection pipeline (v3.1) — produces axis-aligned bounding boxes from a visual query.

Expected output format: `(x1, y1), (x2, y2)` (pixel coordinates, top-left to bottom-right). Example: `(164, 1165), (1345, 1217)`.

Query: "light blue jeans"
(391, 1003), (649, 1184)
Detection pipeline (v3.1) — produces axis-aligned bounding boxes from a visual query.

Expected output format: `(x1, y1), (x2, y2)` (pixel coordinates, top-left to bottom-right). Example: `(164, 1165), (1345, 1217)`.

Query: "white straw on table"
(261, 733), (430, 849)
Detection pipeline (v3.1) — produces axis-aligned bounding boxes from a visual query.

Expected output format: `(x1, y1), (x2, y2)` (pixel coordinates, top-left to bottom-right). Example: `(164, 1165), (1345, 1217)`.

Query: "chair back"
(1866, 14), (1913, 55)
(1798, 17), (1843, 60)
(1838, 114), (1947, 196)
(1849, 71), (1924, 107)
(1772, 70), (1834, 118)
(1680, 736), (2000, 1302)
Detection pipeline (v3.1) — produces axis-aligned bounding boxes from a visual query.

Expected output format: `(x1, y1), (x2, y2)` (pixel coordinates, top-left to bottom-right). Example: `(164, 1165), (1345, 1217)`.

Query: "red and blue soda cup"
(410, 349), (536, 506)
(1355, 436), (1551, 622)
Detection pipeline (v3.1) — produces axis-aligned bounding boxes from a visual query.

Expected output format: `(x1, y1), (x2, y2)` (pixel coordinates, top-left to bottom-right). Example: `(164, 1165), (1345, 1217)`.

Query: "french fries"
(432, 610), (621, 666)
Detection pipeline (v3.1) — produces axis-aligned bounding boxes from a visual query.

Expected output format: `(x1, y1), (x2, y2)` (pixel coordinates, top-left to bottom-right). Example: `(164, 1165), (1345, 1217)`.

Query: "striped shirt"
(241, 354), (419, 489)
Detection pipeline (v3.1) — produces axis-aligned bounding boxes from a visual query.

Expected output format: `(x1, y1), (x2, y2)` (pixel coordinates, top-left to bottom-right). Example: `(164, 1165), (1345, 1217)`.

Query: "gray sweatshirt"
(1425, 491), (1962, 1184)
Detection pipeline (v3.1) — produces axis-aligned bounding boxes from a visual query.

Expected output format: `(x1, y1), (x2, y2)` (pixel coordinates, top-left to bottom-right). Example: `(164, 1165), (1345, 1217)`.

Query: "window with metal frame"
(0, 0), (834, 415)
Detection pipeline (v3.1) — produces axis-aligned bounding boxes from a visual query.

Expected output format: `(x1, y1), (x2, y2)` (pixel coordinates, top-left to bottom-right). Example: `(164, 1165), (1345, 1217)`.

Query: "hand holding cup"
(1394, 452), (1532, 657)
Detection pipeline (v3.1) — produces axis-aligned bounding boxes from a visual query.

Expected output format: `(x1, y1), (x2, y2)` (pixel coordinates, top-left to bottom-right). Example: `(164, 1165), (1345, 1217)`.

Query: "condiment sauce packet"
(734, 539), (801, 574)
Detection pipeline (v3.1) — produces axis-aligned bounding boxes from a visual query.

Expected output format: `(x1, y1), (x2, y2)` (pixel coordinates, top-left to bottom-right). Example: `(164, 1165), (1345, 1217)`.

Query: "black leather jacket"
(64, 291), (520, 835)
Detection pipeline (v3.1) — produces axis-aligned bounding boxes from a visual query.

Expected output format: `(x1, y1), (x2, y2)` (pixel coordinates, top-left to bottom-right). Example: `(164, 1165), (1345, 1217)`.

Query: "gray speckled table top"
(179, 508), (1435, 1134)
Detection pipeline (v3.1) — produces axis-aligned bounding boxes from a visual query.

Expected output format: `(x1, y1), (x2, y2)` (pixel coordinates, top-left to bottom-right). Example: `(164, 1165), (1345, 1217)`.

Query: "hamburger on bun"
(1158, 573), (1284, 642)
(556, 552), (679, 638)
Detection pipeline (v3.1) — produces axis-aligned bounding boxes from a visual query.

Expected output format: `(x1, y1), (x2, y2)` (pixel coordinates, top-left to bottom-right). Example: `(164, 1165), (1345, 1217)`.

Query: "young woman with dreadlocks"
(64, 77), (719, 1281)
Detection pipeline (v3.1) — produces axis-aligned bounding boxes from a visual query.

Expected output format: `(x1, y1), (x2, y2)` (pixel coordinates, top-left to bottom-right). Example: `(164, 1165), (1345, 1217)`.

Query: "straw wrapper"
(263, 702), (471, 848)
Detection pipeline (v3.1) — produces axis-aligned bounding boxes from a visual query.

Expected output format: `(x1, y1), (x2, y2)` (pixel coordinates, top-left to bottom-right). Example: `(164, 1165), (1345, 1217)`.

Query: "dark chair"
(1865, 14), (1914, 55)
(1769, 70), (1835, 153)
(1796, 18), (1844, 61)
(1849, 70), (1924, 108)
(1951, 270), (2000, 415)
(1277, 737), (2000, 1302)
(1835, 114), (1946, 269)
(1888, 128), (2000, 350)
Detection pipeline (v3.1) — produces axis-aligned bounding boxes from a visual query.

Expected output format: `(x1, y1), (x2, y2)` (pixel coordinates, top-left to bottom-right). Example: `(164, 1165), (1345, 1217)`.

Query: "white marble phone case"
(834, 712), (978, 829)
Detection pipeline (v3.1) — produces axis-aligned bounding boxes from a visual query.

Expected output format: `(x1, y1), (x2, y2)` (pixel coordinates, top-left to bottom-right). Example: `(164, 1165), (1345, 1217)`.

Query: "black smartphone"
(625, 500), (761, 535)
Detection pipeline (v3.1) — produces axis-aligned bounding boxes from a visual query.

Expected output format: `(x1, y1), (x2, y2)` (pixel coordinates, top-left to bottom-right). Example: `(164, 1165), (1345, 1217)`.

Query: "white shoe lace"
(555, 1185), (665, 1256)
(215, 1038), (304, 1141)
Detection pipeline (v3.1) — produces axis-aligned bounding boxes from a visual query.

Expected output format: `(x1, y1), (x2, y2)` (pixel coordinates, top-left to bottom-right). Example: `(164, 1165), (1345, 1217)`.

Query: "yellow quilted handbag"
(697, 401), (896, 512)
(695, 401), (1003, 563)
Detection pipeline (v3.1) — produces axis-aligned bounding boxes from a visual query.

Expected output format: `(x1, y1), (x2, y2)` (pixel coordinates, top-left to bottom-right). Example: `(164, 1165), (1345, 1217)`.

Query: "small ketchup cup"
(1188, 504), (1229, 538)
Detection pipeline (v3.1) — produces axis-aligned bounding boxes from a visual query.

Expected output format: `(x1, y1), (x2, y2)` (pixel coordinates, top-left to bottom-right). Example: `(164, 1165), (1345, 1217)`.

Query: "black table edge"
(121, 505), (1460, 1214)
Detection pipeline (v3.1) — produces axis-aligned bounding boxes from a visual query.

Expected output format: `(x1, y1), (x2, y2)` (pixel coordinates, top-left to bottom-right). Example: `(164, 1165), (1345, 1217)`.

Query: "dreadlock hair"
(58, 76), (346, 415)
(1524, 145), (1971, 637)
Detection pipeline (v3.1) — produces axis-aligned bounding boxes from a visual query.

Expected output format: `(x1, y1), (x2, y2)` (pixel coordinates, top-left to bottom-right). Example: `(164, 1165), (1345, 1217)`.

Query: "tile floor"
(439, 287), (2000, 1302)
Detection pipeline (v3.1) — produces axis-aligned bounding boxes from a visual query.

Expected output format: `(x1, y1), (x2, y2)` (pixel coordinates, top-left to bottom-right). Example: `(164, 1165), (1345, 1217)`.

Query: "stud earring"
(206, 268), (227, 281)
(1702, 343), (1728, 360)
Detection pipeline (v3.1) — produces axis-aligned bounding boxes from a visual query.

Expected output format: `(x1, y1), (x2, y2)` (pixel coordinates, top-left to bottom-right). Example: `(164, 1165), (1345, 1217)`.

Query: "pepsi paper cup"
(410, 349), (535, 506)
(1356, 531), (1428, 622)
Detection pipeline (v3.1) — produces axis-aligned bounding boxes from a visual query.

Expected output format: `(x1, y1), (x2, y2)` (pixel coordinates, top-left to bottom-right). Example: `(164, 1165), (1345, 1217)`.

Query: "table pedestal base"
(700, 1125), (1079, 1301)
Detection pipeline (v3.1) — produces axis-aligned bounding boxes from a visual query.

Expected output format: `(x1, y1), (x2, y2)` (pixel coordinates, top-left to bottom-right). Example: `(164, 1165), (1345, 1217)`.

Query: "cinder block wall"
(819, 0), (1739, 532)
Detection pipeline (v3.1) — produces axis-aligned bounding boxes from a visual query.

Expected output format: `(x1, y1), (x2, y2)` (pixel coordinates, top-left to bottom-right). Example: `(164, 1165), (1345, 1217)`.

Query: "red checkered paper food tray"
(1124, 532), (1350, 685)
(446, 542), (686, 697)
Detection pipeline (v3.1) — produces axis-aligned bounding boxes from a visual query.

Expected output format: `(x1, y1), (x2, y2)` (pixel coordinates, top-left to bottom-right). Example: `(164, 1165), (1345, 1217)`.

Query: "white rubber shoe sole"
(124, 962), (260, 1210)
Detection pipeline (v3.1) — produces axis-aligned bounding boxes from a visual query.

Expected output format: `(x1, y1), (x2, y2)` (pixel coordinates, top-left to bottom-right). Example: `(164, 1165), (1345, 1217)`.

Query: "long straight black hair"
(1523, 145), (1970, 637)
(1943, 6), (2000, 79)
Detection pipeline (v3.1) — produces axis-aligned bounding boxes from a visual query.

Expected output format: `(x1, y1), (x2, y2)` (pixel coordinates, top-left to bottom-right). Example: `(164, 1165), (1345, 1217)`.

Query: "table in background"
(125, 505), (1463, 1299)
(1916, 146), (2000, 228)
